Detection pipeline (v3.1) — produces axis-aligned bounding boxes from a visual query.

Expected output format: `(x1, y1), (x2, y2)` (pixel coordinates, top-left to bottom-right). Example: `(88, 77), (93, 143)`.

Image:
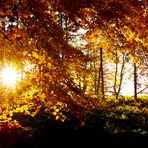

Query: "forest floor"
(0, 117), (148, 148)
(0, 128), (148, 148)
(0, 96), (148, 148)
(22, 126), (148, 148)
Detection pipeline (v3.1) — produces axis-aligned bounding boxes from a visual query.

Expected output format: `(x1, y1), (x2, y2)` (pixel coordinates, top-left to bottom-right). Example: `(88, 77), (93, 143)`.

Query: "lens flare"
(0, 65), (20, 87)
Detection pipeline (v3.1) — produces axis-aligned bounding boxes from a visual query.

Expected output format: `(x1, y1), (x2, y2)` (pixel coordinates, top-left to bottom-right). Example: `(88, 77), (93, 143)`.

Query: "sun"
(0, 65), (20, 88)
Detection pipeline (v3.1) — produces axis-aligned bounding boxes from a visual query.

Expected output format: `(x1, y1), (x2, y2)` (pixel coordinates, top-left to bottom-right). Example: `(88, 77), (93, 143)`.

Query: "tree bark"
(100, 47), (104, 99)
(134, 62), (138, 100)
(117, 54), (125, 97)
(113, 49), (118, 98)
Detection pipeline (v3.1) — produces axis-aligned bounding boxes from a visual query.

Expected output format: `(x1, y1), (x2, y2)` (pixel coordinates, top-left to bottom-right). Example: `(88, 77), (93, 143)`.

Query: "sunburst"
(0, 65), (21, 88)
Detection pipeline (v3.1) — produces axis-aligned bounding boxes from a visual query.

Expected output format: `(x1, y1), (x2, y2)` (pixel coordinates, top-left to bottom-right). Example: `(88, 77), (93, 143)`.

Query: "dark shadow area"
(11, 110), (148, 148)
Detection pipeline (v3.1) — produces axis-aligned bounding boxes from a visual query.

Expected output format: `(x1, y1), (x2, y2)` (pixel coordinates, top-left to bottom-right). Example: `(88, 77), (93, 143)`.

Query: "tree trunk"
(134, 62), (138, 100)
(96, 67), (101, 96)
(100, 47), (105, 99)
(113, 51), (125, 99)
(113, 49), (118, 98)
(117, 53), (125, 97)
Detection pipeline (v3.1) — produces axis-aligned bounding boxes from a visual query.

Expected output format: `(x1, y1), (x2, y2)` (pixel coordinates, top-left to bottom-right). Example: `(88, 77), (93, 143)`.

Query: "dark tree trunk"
(113, 49), (118, 98)
(117, 54), (125, 97)
(99, 47), (104, 99)
(134, 62), (138, 100)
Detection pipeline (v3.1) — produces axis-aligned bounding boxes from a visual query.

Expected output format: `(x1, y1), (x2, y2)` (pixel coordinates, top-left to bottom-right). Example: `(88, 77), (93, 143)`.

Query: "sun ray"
(0, 65), (20, 88)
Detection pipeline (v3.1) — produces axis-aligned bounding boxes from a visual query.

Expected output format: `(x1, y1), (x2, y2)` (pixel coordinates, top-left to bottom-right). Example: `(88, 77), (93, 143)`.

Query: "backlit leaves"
(0, 0), (147, 125)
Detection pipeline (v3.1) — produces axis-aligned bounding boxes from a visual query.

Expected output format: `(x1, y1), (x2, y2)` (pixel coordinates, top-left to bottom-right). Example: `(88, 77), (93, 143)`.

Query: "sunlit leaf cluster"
(0, 0), (147, 127)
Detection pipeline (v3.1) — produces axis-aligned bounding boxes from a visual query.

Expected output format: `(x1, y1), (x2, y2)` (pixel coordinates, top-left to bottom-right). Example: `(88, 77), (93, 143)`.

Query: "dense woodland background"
(0, 0), (148, 147)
